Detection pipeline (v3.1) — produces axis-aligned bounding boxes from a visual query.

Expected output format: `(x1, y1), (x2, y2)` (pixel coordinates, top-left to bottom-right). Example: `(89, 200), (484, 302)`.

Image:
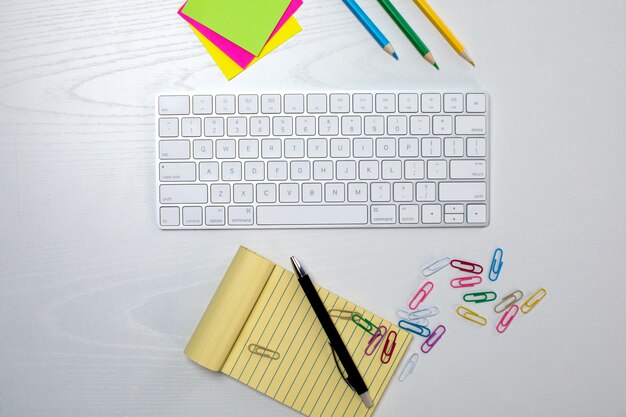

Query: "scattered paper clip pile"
(396, 248), (548, 382)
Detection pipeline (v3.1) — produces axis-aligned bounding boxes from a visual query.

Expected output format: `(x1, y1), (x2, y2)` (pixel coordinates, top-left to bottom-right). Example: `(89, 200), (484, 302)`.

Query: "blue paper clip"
(489, 248), (504, 281)
(399, 320), (431, 337)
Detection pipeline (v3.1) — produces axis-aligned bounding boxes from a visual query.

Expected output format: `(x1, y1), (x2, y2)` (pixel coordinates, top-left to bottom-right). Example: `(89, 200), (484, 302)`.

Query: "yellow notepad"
(185, 247), (412, 417)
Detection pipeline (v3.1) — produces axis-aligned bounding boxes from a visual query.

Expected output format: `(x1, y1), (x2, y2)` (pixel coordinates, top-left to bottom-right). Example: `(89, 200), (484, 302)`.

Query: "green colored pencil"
(376, 0), (439, 69)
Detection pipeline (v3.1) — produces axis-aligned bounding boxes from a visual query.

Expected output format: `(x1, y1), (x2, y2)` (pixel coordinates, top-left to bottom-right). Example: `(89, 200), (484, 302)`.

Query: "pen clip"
(330, 342), (355, 391)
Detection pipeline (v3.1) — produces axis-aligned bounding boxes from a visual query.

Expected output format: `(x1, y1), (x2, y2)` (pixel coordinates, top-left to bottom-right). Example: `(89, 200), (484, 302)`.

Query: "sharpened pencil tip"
(393, 52), (399, 60)
(470, 60), (475, 67)
(434, 62), (439, 70)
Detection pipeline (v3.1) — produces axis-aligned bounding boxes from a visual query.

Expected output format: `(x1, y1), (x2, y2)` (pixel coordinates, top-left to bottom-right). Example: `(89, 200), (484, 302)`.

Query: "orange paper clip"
(450, 259), (483, 274)
(521, 288), (547, 314)
(450, 275), (483, 288)
(380, 330), (397, 364)
(365, 325), (387, 356)
(496, 304), (519, 333)
(408, 281), (434, 311)
(421, 324), (445, 353)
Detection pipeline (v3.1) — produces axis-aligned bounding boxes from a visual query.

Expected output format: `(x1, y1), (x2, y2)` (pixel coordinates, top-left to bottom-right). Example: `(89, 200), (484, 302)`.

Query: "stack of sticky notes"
(179, 0), (303, 80)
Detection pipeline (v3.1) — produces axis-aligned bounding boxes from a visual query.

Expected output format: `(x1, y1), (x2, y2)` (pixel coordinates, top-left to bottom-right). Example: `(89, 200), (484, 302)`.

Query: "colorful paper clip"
(351, 313), (376, 334)
(421, 325), (446, 353)
(380, 330), (397, 364)
(494, 290), (524, 313)
(248, 344), (280, 360)
(408, 306), (440, 320)
(496, 304), (519, 333)
(456, 306), (488, 326)
(450, 275), (483, 288)
(399, 320), (431, 337)
(408, 281), (434, 310)
(463, 291), (497, 303)
(489, 248), (504, 281)
(398, 353), (419, 382)
(329, 309), (354, 320)
(396, 309), (429, 326)
(450, 259), (483, 274)
(365, 326), (387, 356)
(521, 288), (547, 314)
(421, 256), (450, 277)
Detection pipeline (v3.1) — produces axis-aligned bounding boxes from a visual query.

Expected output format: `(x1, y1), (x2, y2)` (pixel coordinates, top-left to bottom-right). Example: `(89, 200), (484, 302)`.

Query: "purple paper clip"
(496, 304), (519, 334)
(365, 326), (387, 356)
(450, 275), (483, 288)
(408, 281), (434, 311)
(450, 259), (483, 274)
(421, 324), (446, 353)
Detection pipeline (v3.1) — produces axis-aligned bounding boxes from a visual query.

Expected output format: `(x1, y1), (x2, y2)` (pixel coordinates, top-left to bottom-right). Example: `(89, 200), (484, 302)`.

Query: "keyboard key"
(215, 139), (236, 159)
(399, 204), (419, 224)
(257, 205), (368, 225)
(376, 138), (396, 157)
(405, 160), (425, 180)
(387, 115), (407, 135)
(348, 182), (368, 202)
(439, 182), (487, 201)
(273, 116), (293, 136)
(238, 95), (258, 114)
(371, 205), (396, 224)
(382, 160), (402, 180)
(211, 183), (231, 203)
(284, 94), (305, 114)
(222, 161), (242, 181)
(325, 183), (345, 202)
(432, 115), (452, 135)
(456, 116), (486, 135)
(467, 204), (487, 223)
(443, 93), (463, 113)
(160, 184), (207, 204)
(215, 95), (236, 114)
(159, 162), (196, 182)
(399, 138), (419, 157)
(245, 161), (265, 181)
(193, 140), (212, 159)
(261, 95), (281, 113)
(416, 182), (436, 201)
(341, 116), (362, 136)
(261, 139), (282, 158)
(257, 183), (276, 203)
(181, 117), (202, 137)
(359, 160), (379, 180)
(307, 138), (328, 158)
(160, 206), (180, 226)
(445, 204), (464, 214)
(228, 206), (254, 225)
(267, 161), (288, 180)
(375, 93), (396, 113)
(427, 160), (447, 179)
(284, 139), (305, 158)
(393, 182), (413, 202)
(364, 115), (384, 136)
(313, 160), (333, 180)
(296, 116), (316, 136)
(238, 139), (259, 159)
(227, 117), (247, 136)
(421, 93), (441, 113)
(466, 93), (486, 113)
(445, 213), (463, 224)
(319, 116), (339, 136)
(159, 95), (189, 115)
(204, 117), (224, 137)
(159, 118), (178, 137)
(291, 161), (311, 180)
(330, 138), (350, 158)
(353, 93), (373, 113)
(444, 137), (463, 157)
(160, 140), (190, 159)
(233, 184), (254, 203)
(205, 206), (225, 225)
(467, 138), (486, 157)
(422, 137), (441, 157)
(250, 116), (270, 136)
(353, 138), (373, 158)
(410, 115), (429, 135)
(450, 160), (486, 179)
(398, 93), (419, 113)
(307, 94), (327, 113)
(182, 206), (203, 226)
(279, 183), (299, 202)
(330, 94), (350, 113)
(199, 162), (219, 181)
(371, 182), (391, 202)
(192, 95), (212, 115)
(422, 204), (442, 224)
(302, 183), (322, 202)
(336, 160), (356, 180)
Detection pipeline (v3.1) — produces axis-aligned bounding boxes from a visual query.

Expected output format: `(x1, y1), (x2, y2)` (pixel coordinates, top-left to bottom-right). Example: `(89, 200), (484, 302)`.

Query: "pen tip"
(393, 52), (399, 60)
(360, 392), (373, 408)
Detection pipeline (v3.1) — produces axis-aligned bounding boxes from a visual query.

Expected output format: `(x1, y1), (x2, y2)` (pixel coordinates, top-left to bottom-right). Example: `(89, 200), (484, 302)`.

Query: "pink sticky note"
(179, 0), (302, 69)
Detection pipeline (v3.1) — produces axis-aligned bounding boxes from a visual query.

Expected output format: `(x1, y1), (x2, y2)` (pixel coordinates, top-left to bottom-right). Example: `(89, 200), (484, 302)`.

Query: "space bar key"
(257, 205), (368, 225)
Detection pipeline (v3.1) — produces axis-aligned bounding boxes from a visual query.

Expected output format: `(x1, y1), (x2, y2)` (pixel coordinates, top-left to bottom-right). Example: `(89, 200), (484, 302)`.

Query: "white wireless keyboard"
(156, 91), (489, 229)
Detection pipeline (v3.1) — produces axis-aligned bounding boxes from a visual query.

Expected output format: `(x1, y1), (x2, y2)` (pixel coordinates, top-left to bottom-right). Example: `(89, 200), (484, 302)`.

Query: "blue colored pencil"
(342, 0), (398, 59)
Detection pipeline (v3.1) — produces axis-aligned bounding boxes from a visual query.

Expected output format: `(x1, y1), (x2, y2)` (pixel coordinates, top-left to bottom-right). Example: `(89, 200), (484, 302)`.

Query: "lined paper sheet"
(222, 264), (412, 417)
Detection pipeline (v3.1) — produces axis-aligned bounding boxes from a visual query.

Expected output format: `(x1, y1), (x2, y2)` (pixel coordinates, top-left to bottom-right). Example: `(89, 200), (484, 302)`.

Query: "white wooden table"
(1, 0), (625, 416)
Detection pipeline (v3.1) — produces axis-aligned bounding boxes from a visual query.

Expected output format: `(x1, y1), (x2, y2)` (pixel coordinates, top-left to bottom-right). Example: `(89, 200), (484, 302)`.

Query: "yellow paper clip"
(494, 290), (524, 313)
(329, 309), (354, 320)
(456, 306), (487, 326)
(248, 344), (280, 360)
(520, 288), (547, 314)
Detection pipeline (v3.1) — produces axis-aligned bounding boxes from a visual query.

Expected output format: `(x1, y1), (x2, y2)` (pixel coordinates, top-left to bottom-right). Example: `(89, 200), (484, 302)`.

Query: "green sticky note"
(182, 0), (292, 56)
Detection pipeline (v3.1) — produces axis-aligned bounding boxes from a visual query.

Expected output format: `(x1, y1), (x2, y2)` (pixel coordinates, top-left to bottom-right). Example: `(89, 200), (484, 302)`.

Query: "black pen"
(290, 256), (373, 408)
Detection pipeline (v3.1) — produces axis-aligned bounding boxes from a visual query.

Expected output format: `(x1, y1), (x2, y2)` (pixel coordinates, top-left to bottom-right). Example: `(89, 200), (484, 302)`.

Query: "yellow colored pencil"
(411, 0), (475, 66)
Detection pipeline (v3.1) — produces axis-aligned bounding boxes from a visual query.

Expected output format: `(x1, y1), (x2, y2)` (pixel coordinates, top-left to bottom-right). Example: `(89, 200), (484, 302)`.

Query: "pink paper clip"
(450, 275), (483, 288)
(365, 326), (387, 356)
(496, 304), (519, 334)
(408, 281), (434, 311)
(421, 324), (446, 353)
(381, 330), (397, 364)
(450, 259), (483, 274)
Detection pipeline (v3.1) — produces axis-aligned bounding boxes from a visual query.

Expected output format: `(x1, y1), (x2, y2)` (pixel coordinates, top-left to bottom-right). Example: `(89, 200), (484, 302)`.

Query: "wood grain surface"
(1, 0), (625, 416)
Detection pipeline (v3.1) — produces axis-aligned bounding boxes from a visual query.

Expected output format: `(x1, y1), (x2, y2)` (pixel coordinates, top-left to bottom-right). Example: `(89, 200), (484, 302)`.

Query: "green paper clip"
(351, 313), (376, 334)
(463, 291), (497, 303)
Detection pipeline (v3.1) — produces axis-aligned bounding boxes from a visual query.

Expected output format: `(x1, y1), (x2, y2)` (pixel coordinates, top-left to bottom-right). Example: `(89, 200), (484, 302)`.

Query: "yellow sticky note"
(189, 17), (302, 80)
